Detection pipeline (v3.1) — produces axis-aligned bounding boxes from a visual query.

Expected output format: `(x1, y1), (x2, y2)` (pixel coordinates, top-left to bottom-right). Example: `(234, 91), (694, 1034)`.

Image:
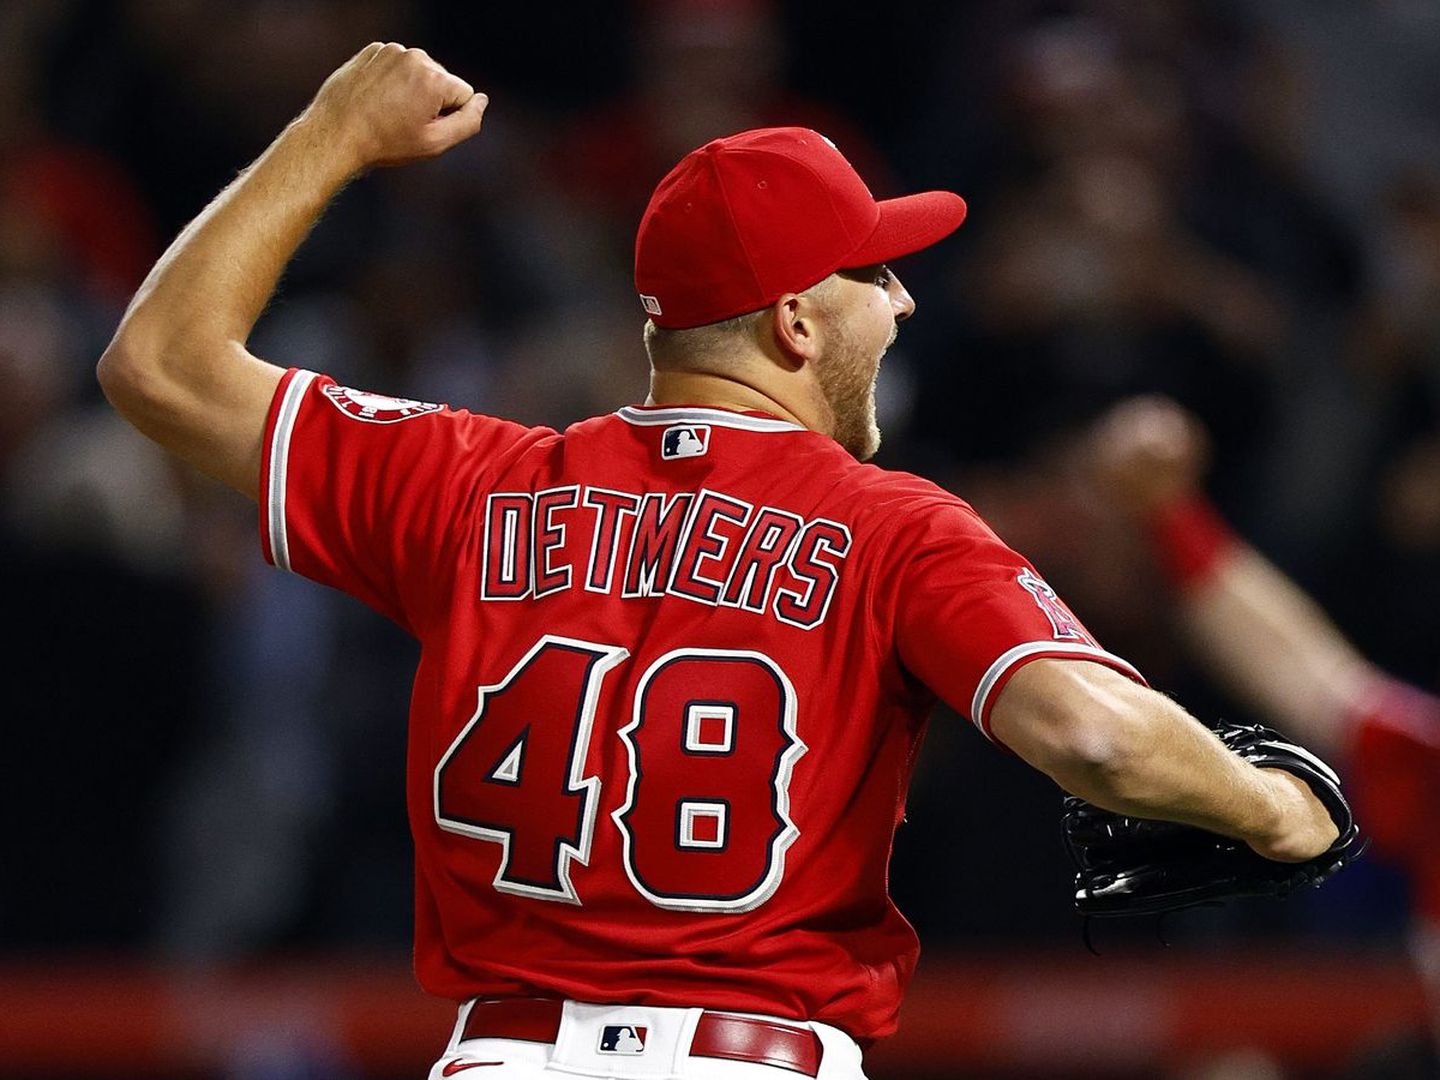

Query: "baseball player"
(99, 45), (1342, 1079)
(1092, 397), (1440, 1040)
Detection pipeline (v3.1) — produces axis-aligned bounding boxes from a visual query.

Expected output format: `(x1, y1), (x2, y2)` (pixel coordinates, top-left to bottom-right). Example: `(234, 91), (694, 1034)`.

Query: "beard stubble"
(816, 319), (893, 461)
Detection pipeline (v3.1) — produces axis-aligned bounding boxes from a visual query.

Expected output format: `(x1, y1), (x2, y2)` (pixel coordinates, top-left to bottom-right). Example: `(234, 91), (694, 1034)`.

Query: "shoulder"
(275, 371), (562, 487)
(290, 373), (554, 437)
(841, 464), (971, 505)
(830, 464), (991, 539)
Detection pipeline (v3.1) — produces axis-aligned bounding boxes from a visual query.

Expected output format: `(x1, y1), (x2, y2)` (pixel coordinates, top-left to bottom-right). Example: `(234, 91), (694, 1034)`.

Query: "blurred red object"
(3, 141), (158, 299)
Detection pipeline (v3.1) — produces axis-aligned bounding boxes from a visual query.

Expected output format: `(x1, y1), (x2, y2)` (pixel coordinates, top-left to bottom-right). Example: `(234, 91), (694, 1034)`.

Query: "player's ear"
(769, 293), (821, 369)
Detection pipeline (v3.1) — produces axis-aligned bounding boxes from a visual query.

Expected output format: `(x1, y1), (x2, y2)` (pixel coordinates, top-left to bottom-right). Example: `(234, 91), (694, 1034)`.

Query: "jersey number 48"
(434, 635), (805, 913)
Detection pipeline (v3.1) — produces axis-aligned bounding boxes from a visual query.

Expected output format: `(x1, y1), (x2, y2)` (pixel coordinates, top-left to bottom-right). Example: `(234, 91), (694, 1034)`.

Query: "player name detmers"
(481, 486), (850, 630)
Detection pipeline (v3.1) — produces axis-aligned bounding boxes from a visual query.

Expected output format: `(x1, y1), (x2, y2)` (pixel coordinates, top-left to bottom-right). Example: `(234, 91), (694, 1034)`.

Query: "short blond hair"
(641, 275), (843, 371)
(642, 308), (769, 371)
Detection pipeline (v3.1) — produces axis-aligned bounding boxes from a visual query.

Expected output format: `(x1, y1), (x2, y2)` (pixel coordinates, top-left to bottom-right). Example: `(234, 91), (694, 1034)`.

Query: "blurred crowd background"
(4, 1), (1440, 1078)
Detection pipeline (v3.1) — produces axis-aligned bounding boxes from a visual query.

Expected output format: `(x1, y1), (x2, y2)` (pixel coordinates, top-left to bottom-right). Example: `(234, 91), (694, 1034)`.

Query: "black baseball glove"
(1062, 722), (1365, 917)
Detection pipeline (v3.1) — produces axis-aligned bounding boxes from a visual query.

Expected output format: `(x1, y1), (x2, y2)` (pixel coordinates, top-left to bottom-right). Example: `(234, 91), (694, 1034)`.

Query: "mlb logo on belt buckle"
(661, 424), (710, 460)
(597, 1024), (648, 1054)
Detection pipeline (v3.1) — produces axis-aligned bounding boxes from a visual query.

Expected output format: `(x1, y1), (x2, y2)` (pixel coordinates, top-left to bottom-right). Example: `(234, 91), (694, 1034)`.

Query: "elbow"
(96, 336), (134, 405)
(1034, 683), (1158, 798)
(97, 324), (171, 418)
(1057, 702), (1147, 779)
(990, 659), (1164, 800)
(97, 338), (149, 419)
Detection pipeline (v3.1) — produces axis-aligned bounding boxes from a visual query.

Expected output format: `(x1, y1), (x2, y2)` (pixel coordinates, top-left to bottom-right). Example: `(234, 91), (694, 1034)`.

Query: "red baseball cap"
(634, 127), (967, 329)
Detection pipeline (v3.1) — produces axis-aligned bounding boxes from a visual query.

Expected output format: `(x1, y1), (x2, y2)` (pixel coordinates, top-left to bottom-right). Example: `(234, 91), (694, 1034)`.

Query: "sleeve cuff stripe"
(969, 640), (1146, 740)
(266, 369), (317, 573)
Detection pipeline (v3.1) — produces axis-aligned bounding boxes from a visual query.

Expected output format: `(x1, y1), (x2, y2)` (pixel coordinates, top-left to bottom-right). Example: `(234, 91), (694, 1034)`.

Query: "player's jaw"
(813, 265), (912, 460)
(816, 314), (892, 462)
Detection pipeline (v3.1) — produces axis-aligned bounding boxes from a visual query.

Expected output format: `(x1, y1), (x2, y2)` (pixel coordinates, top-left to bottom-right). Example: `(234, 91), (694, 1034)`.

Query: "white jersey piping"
(970, 640), (1144, 739)
(266, 369), (318, 573)
(615, 405), (804, 433)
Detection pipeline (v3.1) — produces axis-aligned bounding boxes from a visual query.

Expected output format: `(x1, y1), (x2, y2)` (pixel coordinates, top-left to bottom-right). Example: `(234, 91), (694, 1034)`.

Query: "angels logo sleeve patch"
(260, 368), (539, 632)
(1015, 569), (1093, 643)
(322, 383), (443, 423)
(885, 494), (1145, 743)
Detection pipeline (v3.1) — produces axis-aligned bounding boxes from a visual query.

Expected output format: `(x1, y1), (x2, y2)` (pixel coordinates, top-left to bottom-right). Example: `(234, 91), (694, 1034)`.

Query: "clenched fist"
(301, 42), (488, 173)
(1089, 395), (1211, 517)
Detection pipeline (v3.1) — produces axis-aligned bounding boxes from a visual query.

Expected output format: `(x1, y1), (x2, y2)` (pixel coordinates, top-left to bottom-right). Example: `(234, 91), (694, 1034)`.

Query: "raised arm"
(1088, 396), (1374, 757)
(96, 43), (488, 499)
(990, 658), (1339, 862)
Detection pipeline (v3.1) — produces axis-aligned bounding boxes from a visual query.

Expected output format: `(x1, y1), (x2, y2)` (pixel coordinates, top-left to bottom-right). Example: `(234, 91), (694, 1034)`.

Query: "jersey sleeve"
(880, 494), (1145, 745)
(259, 369), (543, 634)
(1344, 675), (1440, 918)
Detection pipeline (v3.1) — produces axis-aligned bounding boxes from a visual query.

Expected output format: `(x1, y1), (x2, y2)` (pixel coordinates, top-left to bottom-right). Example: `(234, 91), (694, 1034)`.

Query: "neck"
(647, 369), (825, 433)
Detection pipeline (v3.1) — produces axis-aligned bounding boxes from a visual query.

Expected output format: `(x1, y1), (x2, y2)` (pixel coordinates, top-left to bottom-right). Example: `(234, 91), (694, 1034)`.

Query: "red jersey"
(259, 369), (1143, 1040)
(1346, 676), (1440, 923)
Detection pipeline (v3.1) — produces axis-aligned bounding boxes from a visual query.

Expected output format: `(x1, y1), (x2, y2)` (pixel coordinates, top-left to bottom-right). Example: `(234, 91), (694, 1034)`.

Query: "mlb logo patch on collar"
(661, 424), (710, 460)
(598, 1024), (648, 1054)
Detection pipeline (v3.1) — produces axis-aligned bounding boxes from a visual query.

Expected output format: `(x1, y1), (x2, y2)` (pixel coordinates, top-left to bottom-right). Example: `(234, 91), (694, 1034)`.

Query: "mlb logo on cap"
(598, 1025), (648, 1054)
(661, 424), (710, 460)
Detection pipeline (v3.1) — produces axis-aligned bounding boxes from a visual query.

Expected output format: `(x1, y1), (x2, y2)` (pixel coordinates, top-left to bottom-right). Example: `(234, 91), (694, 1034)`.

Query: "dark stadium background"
(3, 1), (1439, 1077)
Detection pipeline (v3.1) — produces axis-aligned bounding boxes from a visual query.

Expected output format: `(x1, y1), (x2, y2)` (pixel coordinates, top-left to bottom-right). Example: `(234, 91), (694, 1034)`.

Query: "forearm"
(1047, 683), (1284, 843)
(97, 43), (485, 498)
(1182, 550), (1371, 754)
(105, 118), (352, 371)
(1147, 498), (1372, 756)
(93, 109), (357, 499)
(993, 659), (1335, 860)
(97, 117), (348, 493)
